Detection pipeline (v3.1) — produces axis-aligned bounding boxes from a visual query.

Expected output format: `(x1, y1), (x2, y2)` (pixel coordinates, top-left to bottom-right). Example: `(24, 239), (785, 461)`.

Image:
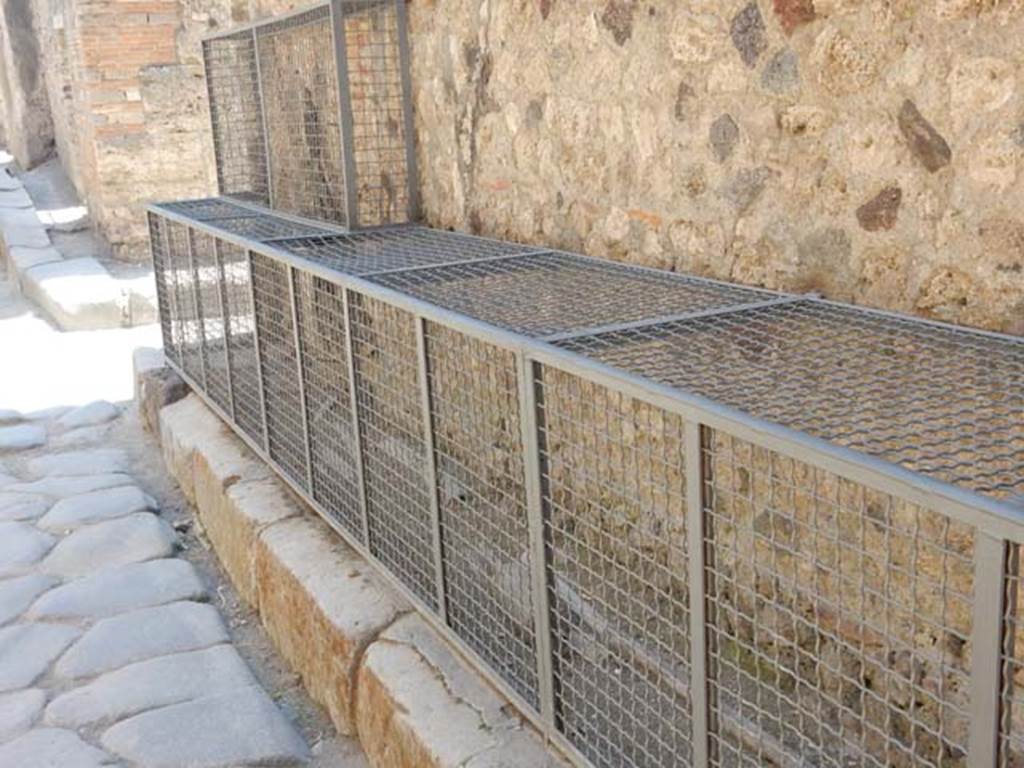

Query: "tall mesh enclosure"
(219, 241), (265, 446)
(148, 213), (179, 366)
(201, 0), (417, 228)
(1003, 545), (1024, 768)
(190, 230), (232, 414)
(165, 221), (206, 387)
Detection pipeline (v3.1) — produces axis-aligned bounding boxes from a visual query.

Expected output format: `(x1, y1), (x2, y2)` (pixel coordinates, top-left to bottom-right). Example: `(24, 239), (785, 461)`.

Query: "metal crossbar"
(149, 204), (1024, 768)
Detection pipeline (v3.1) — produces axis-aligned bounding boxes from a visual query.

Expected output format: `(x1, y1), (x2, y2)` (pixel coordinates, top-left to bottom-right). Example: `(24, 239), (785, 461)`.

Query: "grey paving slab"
(29, 559), (207, 620)
(38, 486), (156, 532)
(0, 688), (46, 742)
(0, 424), (47, 452)
(41, 513), (177, 579)
(27, 449), (129, 478)
(56, 601), (229, 680)
(2, 222), (51, 249)
(7, 246), (61, 279)
(0, 172), (22, 192)
(21, 258), (125, 332)
(57, 401), (120, 430)
(0, 521), (55, 577)
(102, 687), (310, 768)
(0, 623), (81, 692)
(0, 188), (32, 208)
(46, 645), (256, 728)
(0, 728), (115, 767)
(51, 425), (112, 450)
(0, 573), (60, 627)
(4, 473), (135, 499)
(0, 410), (20, 425)
(0, 492), (50, 522)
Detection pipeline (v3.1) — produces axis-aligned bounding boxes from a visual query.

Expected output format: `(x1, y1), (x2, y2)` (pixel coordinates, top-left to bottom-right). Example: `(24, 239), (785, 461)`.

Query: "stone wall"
(405, 0), (1024, 335)
(0, 0), (54, 168)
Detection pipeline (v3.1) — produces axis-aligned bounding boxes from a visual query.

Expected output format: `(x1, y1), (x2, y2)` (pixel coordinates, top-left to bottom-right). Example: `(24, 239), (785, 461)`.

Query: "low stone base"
(147, 373), (565, 767)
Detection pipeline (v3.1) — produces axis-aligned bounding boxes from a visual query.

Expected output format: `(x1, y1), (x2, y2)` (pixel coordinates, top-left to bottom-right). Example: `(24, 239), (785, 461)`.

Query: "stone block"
(0, 727), (113, 767)
(6, 245), (61, 284)
(20, 257), (126, 331)
(0, 188), (32, 208)
(133, 347), (188, 437)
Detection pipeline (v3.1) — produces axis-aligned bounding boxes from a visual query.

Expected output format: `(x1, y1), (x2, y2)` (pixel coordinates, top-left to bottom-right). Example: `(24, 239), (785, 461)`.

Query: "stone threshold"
(136, 349), (567, 768)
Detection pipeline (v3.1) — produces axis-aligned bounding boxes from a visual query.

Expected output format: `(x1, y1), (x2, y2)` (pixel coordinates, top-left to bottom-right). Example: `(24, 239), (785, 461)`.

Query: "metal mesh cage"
(148, 213), (179, 365)
(218, 241), (265, 446)
(165, 221), (206, 386)
(1002, 545), (1024, 768)
(190, 230), (232, 414)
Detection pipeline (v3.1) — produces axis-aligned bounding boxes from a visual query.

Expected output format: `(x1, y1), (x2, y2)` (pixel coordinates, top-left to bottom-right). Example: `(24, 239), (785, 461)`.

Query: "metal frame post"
(342, 288), (372, 546)
(969, 532), (1008, 766)
(686, 421), (711, 766)
(288, 267), (315, 492)
(246, 252), (271, 454)
(251, 28), (275, 207)
(158, 217), (183, 364)
(213, 240), (237, 422)
(393, 0), (420, 222)
(185, 227), (209, 390)
(329, 0), (361, 229)
(415, 316), (447, 621)
(518, 354), (557, 734)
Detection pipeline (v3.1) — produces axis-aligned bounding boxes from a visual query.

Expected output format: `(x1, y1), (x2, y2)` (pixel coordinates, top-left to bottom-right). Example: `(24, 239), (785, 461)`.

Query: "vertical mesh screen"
(425, 324), (538, 706)
(537, 365), (693, 768)
(704, 432), (974, 767)
(1002, 545), (1024, 767)
(250, 253), (309, 489)
(203, 31), (269, 203)
(191, 230), (232, 414)
(166, 222), (205, 386)
(349, 292), (437, 609)
(219, 242), (265, 446)
(148, 213), (179, 365)
(294, 272), (364, 540)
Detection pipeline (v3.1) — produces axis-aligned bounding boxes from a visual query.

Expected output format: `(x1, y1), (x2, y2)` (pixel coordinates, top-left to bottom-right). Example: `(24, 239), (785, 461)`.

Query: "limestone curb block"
(154, 381), (565, 766)
(6, 245), (61, 284)
(0, 188), (31, 208)
(1, 219), (51, 249)
(21, 257), (126, 331)
(133, 347), (187, 437)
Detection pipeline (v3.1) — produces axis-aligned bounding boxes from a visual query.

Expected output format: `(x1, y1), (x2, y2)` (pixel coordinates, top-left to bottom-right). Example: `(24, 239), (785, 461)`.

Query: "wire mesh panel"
(257, 6), (347, 225)
(203, 31), (269, 204)
(560, 300), (1024, 500)
(703, 432), (975, 766)
(425, 323), (538, 706)
(537, 364), (693, 768)
(348, 292), (437, 609)
(1002, 545), (1024, 767)
(190, 230), (232, 414)
(156, 198), (260, 221)
(165, 221), (206, 386)
(148, 213), (180, 365)
(203, 214), (334, 242)
(371, 251), (770, 339)
(250, 253), (309, 489)
(219, 241), (265, 445)
(294, 272), (363, 540)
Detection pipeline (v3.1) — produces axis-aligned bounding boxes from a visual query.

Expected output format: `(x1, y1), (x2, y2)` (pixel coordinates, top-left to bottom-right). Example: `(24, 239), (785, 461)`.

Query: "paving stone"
(0, 492), (50, 522)
(0, 688), (46, 742)
(57, 601), (229, 679)
(38, 486), (157, 532)
(0, 623), (81, 692)
(21, 257), (125, 332)
(23, 405), (71, 422)
(0, 522), (55, 577)
(0, 410), (22, 425)
(0, 728), (114, 767)
(27, 449), (129, 478)
(47, 644), (256, 728)
(58, 401), (120, 430)
(0, 171), (21, 192)
(4, 473), (135, 499)
(0, 424), (47, 452)
(51, 425), (111, 450)
(7, 246), (61, 281)
(0, 475), (15, 491)
(0, 188), (32, 208)
(102, 687), (310, 767)
(29, 559), (207, 620)
(0, 573), (60, 626)
(41, 513), (177, 579)
(2, 221), (52, 249)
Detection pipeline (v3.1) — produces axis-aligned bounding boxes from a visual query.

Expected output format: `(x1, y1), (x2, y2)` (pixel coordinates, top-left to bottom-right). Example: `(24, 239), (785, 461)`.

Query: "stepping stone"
(51, 425), (111, 450)
(5, 473), (134, 499)
(0, 689), (46, 742)
(0, 728), (114, 767)
(0, 623), (81, 692)
(2, 221), (51, 249)
(0, 573), (60, 626)
(46, 645), (256, 728)
(0, 522), (55, 577)
(0, 492), (50, 522)
(102, 687), (310, 768)
(7, 246), (61, 280)
(27, 449), (129, 478)
(21, 258), (124, 332)
(24, 405), (70, 422)
(38, 486), (156, 532)
(0, 410), (20, 425)
(56, 601), (230, 679)
(29, 559), (206, 620)
(0, 188), (31, 208)
(0, 424), (46, 452)
(58, 401), (120, 430)
(41, 513), (177, 579)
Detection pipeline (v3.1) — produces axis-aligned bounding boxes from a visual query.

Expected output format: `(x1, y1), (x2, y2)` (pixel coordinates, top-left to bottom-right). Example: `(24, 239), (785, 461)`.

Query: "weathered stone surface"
(709, 114), (740, 162)
(856, 185), (903, 232)
(21, 257), (126, 332)
(1, 221), (50, 249)
(1012, 122), (1024, 148)
(730, 2), (767, 68)
(29, 559), (206, 620)
(674, 81), (695, 122)
(6, 245), (61, 281)
(0, 187), (32, 208)
(0, 573), (59, 626)
(46, 645), (257, 728)
(38, 485), (157, 532)
(5, 473), (134, 499)
(0, 409), (20, 425)
(134, 347), (189, 437)
(28, 449), (129, 478)
(762, 48), (800, 93)
(0, 623), (81, 692)
(722, 166), (774, 213)
(0, 688), (46, 742)
(773, 0), (815, 35)
(0, 521), (55, 577)
(50, 425), (112, 450)
(102, 687), (310, 767)
(41, 513), (177, 579)
(898, 100), (952, 173)
(56, 601), (229, 679)
(599, 1), (634, 46)
(797, 226), (854, 297)
(0, 424), (46, 452)
(58, 401), (120, 430)
(0, 492), (50, 522)
(0, 728), (114, 767)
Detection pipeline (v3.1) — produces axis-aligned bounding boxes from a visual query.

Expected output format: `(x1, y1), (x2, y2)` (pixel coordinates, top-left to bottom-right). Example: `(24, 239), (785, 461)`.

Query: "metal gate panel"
(191, 230), (232, 413)
(218, 241), (265, 446)
(148, 213), (179, 365)
(166, 222), (206, 386)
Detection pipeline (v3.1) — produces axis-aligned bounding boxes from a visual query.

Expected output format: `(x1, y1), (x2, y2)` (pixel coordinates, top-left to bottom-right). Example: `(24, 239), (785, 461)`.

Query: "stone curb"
(145, 364), (566, 766)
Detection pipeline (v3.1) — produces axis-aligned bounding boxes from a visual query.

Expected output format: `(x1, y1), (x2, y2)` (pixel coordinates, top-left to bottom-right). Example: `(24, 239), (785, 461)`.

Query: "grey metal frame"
(148, 203), (1024, 768)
